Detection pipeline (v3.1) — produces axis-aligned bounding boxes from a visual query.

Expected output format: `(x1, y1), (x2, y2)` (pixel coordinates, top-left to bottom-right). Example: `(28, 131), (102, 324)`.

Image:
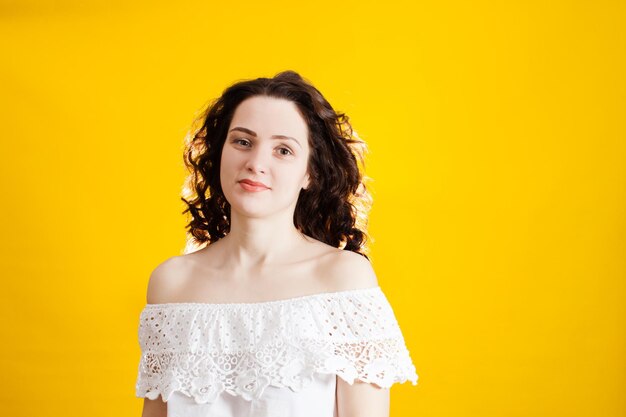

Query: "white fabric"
(135, 285), (418, 417)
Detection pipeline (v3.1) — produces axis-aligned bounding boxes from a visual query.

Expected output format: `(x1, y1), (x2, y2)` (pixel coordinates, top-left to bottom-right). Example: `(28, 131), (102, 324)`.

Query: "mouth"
(239, 180), (270, 192)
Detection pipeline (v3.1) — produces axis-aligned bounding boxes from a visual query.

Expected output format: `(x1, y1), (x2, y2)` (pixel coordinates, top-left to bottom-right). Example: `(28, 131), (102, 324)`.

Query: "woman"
(135, 70), (418, 417)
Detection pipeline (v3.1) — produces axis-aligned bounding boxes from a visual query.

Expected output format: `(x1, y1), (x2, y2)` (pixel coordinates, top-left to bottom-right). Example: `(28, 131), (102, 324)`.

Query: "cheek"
(220, 148), (237, 174)
(283, 163), (308, 186)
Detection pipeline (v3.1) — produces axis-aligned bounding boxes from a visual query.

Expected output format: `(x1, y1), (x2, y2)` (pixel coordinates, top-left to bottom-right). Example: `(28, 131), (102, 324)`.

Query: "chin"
(230, 199), (271, 215)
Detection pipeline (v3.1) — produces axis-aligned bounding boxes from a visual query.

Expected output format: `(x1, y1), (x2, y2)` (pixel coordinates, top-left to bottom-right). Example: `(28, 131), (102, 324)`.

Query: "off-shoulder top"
(135, 285), (419, 417)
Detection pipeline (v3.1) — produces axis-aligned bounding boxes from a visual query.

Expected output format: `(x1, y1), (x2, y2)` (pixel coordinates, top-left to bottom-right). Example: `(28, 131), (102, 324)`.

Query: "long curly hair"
(180, 70), (373, 259)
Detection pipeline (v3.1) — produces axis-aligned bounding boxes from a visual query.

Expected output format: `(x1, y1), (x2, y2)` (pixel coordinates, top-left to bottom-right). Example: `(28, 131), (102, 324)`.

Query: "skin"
(141, 95), (389, 417)
(217, 94), (313, 269)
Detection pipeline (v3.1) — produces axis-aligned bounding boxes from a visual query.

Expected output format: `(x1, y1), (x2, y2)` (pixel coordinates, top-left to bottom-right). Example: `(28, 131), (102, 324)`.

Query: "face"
(220, 95), (311, 219)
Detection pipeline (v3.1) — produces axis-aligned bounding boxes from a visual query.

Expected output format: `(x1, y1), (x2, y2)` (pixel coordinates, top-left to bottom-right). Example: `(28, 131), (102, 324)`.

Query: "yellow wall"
(1, 1), (624, 416)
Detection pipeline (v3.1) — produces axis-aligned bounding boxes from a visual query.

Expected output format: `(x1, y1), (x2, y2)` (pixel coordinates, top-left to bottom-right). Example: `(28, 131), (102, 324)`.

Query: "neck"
(221, 211), (309, 269)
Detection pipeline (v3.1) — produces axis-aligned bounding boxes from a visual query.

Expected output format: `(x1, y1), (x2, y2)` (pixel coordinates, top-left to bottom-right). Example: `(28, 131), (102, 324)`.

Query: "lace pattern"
(135, 286), (419, 404)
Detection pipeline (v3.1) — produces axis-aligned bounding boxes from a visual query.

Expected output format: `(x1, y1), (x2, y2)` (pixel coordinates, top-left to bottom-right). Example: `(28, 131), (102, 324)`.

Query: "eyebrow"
(228, 126), (302, 148)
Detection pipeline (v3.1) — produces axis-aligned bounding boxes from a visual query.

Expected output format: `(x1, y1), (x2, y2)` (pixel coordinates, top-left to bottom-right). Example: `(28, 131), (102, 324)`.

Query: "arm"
(141, 397), (167, 417)
(336, 377), (390, 417)
(328, 250), (391, 416)
(139, 257), (182, 416)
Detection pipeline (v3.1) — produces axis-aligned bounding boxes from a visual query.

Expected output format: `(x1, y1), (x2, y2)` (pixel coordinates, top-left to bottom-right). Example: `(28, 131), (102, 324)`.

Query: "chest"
(175, 250), (338, 304)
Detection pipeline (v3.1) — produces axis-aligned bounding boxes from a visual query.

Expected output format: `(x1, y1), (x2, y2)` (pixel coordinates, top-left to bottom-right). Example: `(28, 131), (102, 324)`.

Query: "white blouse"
(135, 285), (419, 417)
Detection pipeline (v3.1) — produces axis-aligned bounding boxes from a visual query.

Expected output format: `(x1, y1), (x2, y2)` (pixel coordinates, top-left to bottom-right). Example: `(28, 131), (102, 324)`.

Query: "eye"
(278, 147), (293, 156)
(233, 138), (251, 146)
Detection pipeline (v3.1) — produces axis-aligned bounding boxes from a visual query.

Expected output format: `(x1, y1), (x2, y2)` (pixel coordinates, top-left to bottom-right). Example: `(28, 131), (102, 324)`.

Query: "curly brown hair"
(180, 70), (373, 259)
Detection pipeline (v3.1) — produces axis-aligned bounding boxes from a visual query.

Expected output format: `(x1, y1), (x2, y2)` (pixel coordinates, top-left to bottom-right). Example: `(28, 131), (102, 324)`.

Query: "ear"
(302, 173), (310, 190)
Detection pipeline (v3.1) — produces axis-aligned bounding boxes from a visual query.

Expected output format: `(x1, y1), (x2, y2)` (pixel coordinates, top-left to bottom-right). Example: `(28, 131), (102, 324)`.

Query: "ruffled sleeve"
(135, 286), (418, 404)
(297, 286), (419, 389)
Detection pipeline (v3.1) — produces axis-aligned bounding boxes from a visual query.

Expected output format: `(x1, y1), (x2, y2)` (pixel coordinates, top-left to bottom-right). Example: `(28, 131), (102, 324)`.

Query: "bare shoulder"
(145, 255), (190, 304)
(319, 249), (379, 292)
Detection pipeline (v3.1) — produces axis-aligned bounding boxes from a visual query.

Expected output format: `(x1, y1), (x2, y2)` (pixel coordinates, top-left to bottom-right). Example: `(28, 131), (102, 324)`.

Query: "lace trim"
(135, 286), (419, 403)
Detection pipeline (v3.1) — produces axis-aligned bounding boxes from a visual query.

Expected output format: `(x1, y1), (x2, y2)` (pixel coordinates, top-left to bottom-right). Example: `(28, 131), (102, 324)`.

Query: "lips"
(239, 180), (270, 192)
(239, 179), (269, 189)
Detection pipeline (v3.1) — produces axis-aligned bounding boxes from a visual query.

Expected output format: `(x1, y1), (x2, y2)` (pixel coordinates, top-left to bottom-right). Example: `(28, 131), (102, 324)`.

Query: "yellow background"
(1, 0), (624, 416)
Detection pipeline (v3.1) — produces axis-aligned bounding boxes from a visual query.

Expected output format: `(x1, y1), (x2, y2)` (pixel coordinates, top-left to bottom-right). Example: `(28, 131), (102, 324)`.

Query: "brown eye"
(278, 147), (293, 156)
(233, 138), (250, 146)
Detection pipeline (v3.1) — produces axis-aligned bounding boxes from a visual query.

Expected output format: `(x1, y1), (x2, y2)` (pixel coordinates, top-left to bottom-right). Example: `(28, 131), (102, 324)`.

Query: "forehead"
(229, 96), (309, 140)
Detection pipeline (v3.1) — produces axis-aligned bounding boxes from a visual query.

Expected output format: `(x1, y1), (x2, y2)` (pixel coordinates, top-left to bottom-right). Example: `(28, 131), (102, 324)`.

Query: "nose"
(244, 146), (267, 174)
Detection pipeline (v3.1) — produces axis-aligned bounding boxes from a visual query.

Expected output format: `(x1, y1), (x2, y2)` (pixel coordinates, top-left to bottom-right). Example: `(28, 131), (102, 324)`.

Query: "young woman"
(135, 70), (418, 417)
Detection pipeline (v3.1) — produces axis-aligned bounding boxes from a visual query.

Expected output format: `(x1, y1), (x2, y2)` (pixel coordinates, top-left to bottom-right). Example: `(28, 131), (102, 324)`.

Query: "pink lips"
(239, 179), (270, 192)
